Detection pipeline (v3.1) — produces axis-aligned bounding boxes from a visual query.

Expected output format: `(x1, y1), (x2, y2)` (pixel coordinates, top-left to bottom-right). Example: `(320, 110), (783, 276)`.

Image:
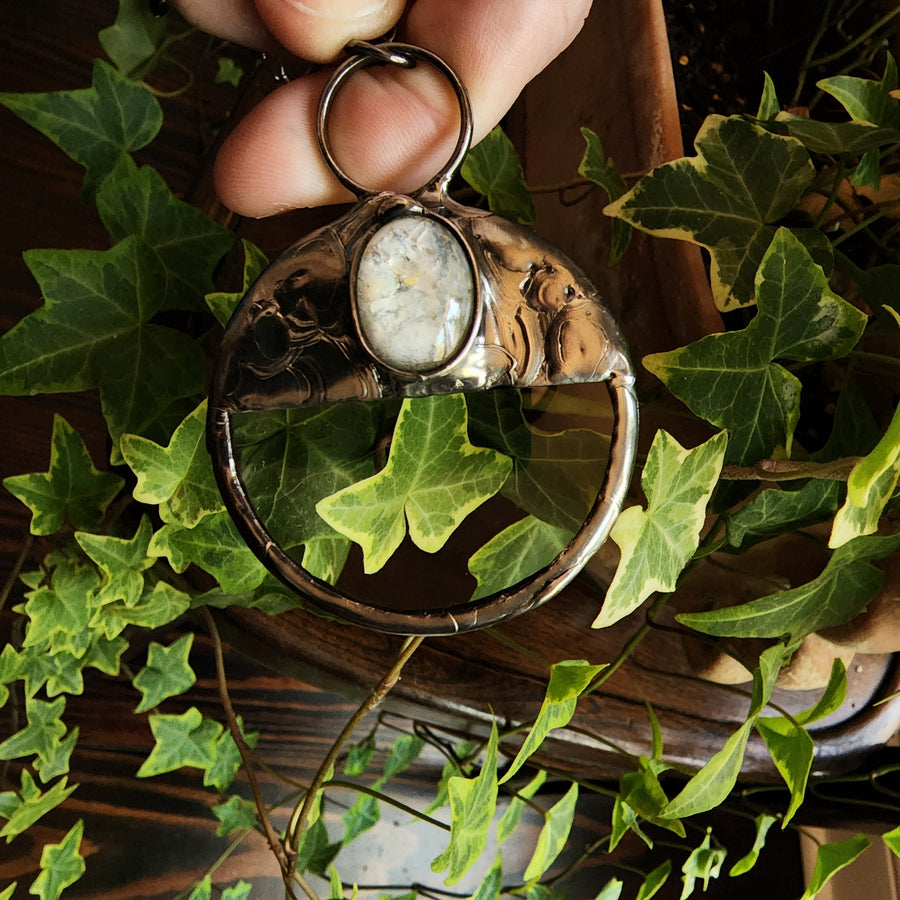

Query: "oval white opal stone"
(355, 216), (475, 373)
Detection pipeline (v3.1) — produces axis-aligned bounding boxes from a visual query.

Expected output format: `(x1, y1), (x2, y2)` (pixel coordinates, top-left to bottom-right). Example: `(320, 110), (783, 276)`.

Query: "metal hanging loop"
(316, 41), (474, 198)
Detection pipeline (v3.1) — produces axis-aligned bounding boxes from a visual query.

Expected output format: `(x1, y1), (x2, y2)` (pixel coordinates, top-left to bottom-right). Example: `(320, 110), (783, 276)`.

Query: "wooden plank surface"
(3, 1), (900, 897)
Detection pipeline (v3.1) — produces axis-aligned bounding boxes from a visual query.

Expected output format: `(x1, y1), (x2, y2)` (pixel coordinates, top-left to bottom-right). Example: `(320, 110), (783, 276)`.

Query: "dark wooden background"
(2, 2), (899, 897)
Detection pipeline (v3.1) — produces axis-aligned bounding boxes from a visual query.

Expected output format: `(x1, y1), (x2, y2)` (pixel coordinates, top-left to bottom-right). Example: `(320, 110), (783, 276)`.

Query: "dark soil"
(663, 0), (895, 141)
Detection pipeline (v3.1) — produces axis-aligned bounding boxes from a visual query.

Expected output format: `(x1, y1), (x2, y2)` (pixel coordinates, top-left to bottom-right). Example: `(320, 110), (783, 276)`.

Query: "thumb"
(252, 0), (407, 62)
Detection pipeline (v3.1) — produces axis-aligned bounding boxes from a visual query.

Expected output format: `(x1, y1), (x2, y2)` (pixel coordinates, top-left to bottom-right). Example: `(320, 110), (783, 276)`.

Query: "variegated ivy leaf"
(644, 229), (867, 466)
(592, 430), (727, 629)
(121, 400), (223, 528)
(501, 659), (605, 784)
(75, 515), (156, 608)
(678, 532), (900, 643)
(522, 782), (579, 883)
(0, 770), (77, 843)
(3, 416), (123, 536)
(136, 706), (222, 778)
(431, 721), (499, 885)
(461, 125), (535, 225)
(604, 115), (818, 309)
(819, 53), (900, 188)
(579, 127), (631, 264)
(317, 394), (511, 574)
(132, 633), (197, 713)
(149, 513), (268, 593)
(830, 401), (900, 548)
(30, 819), (86, 900)
(800, 835), (870, 900)
(0, 59), (161, 200)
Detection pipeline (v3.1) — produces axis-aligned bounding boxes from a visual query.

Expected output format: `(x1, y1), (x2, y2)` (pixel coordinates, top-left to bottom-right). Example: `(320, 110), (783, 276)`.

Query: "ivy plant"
(3, 6), (900, 900)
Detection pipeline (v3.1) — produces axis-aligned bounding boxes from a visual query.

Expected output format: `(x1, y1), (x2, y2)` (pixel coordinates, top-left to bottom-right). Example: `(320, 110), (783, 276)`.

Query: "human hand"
(169, 0), (592, 217)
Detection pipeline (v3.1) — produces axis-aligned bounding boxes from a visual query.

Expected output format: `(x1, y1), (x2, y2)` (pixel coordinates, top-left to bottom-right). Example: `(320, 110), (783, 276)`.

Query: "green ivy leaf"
(664, 720), (753, 821)
(97, 165), (232, 312)
(497, 769), (546, 844)
(343, 732), (377, 777)
(725, 480), (841, 550)
(431, 721), (499, 885)
(137, 706), (222, 777)
(593, 430), (727, 628)
(233, 403), (381, 552)
(0, 884), (16, 900)
(75, 515), (155, 608)
(729, 813), (777, 877)
(618, 762), (685, 839)
(795, 658), (847, 726)
(90, 580), (192, 641)
(149, 512), (268, 593)
(579, 127), (631, 264)
(99, 0), (168, 77)
(800, 834), (870, 900)
(0, 771), (77, 843)
(206, 241), (269, 326)
(204, 719), (259, 793)
(20, 555), (98, 657)
(604, 115), (816, 309)
(302, 537), (351, 585)
(29, 819), (86, 900)
(594, 878), (623, 900)
(757, 72), (780, 120)
(0, 238), (206, 453)
(461, 126), (535, 225)
(121, 401), (223, 528)
(636, 861), (672, 900)
(295, 816), (341, 877)
(501, 660), (605, 784)
(212, 795), (257, 837)
(0, 696), (69, 773)
(3, 416), (123, 535)
(188, 876), (212, 900)
(33, 729), (80, 784)
(132, 633), (196, 713)
(469, 854), (503, 900)
(522, 782), (578, 883)
(318, 395), (511, 573)
(383, 734), (425, 779)
(468, 516), (573, 601)
(680, 829), (725, 899)
(678, 532), (900, 642)
(0, 59), (161, 200)
(215, 57), (245, 88)
(755, 716), (812, 826)
(883, 825), (900, 857)
(644, 229), (867, 465)
(223, 882), (253, 900)
(819, 54), (900, 189)
(830, 401), (900, 547)
(342, 792), (380, 847)
(467, 390), (610, 532)
(775, 115), (900, 156)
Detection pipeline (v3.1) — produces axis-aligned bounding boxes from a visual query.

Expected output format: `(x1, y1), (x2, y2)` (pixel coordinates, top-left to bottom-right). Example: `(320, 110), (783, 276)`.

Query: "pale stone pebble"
(355, 216), (475, 373)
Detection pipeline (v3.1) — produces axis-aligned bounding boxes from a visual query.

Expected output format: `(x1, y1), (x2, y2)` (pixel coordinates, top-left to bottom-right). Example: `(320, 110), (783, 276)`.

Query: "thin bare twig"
(284, 635), (427, 881)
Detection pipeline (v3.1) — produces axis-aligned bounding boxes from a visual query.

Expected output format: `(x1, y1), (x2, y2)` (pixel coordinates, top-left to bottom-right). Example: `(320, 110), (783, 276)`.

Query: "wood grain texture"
(2, 1), (900, 897)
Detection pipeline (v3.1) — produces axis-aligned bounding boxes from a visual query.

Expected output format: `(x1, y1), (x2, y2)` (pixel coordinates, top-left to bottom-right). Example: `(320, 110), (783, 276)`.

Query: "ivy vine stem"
(284, 634), (427, 882)
(202, 608), (297, 888)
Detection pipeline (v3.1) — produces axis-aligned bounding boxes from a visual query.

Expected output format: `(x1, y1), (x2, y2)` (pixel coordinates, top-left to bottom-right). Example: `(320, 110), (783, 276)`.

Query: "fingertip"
(252, 0), (407, 62)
